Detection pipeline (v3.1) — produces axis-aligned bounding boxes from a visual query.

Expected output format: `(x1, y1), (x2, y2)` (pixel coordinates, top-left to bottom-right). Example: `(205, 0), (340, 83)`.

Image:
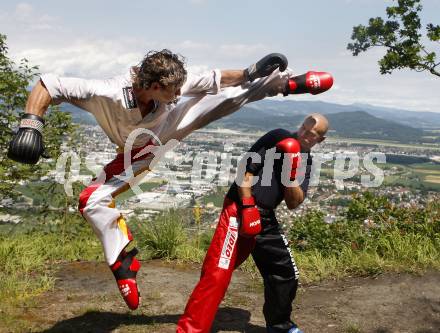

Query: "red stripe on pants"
(78, 141), (153, 214)
(177, 198), (255, 333)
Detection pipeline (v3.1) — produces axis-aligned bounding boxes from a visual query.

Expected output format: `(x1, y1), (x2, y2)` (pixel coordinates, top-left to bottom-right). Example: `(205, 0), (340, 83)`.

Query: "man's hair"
(135, 49), (187, 89)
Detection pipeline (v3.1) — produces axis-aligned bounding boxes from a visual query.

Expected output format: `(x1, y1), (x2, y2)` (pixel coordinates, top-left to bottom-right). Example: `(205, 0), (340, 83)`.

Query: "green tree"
(0, 33), (76, 200)
(347, 0), (440, 77)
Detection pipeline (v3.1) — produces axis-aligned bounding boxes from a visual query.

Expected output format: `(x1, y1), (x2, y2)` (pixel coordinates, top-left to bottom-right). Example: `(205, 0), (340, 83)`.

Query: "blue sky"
(1, 0), (439, 112)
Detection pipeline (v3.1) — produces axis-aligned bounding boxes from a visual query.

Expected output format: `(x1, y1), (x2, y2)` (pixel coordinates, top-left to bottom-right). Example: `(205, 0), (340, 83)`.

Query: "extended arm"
(220, 70), (245, 88)
(7, 80), (53, 164)
(220, 53), (288, 88)
(8, 74), (99, 164)
(25, 80), (53, 117)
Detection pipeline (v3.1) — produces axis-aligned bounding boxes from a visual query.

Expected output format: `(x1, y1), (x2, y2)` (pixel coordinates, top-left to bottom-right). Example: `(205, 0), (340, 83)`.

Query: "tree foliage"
(0, 33), (76, 199)
(347, 0), (440, 77)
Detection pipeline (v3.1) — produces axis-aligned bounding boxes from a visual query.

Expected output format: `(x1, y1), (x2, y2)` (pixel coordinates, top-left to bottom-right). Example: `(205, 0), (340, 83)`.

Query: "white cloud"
(219, 43), (267, 58)
(14, 39), (145, 78)
(2, 4), (438, 114)
(11, 37), (439, 112)
(15, 3), (33, 18)
(282, 48), (440, 113)
(187, 65), (210, 75)
(177, 40), (210, 51)
(2, 3), (59, 31)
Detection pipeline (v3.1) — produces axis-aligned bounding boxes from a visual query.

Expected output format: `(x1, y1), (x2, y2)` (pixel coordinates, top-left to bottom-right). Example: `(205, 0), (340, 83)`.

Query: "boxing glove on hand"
(8, 114), (46, 164)
(284, 71), (333, 96)
(244, 53), (288, 82)
(239, 196), (262, 238)
(276, 138), (302, 180)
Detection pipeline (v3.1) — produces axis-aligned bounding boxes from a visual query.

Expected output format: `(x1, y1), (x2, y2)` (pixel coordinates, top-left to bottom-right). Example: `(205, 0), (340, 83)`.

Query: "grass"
(344, 323), (362, 333)
(0, 213), (101, 308)
(0, 212), (102, 332)
(295, 233), (440, 284)
(129, 192), (440, 285)
(289, 193), (440, 283)
(0, 191), (439, 329)
(133, 210), (188, 259)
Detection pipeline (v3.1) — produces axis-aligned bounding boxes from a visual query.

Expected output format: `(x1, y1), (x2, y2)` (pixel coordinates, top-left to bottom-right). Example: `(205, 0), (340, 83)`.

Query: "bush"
(134, 210), (187, 259)
(288, 192), (440, 282)
(289, 211), (366, 256)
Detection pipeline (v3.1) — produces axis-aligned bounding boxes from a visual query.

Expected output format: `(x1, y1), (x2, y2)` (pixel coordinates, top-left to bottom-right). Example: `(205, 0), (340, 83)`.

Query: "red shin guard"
(110, 248), (141, 310)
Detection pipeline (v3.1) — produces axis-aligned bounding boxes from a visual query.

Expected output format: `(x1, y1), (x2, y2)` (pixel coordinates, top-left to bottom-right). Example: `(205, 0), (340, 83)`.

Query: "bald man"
(177, 114), (328, 333)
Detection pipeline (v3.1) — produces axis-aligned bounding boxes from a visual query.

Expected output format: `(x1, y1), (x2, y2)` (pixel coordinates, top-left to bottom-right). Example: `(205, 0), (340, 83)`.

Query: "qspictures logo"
(54, 128), (387, 196)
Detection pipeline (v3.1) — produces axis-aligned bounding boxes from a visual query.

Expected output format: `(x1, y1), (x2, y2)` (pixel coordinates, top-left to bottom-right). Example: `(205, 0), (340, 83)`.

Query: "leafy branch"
(347, 0), (440, 77)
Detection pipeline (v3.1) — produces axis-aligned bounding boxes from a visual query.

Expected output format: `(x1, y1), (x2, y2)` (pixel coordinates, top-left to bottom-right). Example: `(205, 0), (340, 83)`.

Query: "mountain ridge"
(60, 100), (440, 143)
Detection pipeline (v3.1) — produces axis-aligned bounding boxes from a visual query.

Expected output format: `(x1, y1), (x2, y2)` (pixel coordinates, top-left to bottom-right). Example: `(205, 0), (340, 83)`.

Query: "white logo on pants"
(218, 217), (238, 269)
(281, 234), (299, 280)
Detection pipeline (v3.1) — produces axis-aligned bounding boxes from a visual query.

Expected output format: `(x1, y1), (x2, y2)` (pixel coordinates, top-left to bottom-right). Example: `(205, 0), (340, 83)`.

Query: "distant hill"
(208, 108), (428, 143)
(350, 103), (440, 129)
(325, 111), (425, 142)
(245, 99), (440, 129)
(59, 99), (439, 143)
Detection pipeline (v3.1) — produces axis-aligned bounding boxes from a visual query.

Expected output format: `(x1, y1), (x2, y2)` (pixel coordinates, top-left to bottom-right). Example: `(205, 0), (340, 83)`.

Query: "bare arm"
(220, 53), (288, 88)
(25, 80), (52, 117)
(220, 70), (245, 88)
(238, 172), (254, 200)
(7, 80), (54, 164)
(284, 185), (305, 210)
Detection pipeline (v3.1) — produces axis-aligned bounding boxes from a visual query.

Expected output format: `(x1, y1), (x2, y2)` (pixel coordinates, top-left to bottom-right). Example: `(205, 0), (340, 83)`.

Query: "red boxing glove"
(239, 196), (262, 238)
(284, 71), (333, 96)
(276, 138), (302, 180)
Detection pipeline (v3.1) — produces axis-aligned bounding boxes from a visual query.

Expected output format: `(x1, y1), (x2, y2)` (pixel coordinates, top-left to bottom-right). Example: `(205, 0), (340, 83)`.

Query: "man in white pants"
(8, 49), (333, 310)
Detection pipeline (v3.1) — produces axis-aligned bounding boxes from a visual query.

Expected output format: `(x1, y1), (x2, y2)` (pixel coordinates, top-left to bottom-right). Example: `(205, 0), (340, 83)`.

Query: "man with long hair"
(8, 49), (332, 311)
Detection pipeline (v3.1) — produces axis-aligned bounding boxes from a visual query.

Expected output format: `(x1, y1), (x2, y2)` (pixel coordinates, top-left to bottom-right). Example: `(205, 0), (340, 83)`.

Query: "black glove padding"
(244, 53), (288, 82)
(8, 114), (46, 165)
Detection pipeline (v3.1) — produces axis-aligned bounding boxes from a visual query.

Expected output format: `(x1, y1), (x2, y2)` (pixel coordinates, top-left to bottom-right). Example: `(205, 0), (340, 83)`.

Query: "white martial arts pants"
(78, 68), (292, 265)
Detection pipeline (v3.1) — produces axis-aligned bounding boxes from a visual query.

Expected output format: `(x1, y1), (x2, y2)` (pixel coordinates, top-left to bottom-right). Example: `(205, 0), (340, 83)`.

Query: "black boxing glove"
(244, 53), (288, 82)
(8, 114), (47, 164)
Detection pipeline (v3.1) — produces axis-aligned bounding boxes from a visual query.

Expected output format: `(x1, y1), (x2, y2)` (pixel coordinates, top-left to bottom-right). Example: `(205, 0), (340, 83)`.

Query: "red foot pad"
(110, 248), (141, 310)
(284, 71), (333, 96)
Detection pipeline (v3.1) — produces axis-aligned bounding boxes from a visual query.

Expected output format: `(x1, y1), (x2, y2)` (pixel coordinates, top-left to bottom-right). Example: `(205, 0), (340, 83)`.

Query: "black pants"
(252, 211), (299, 329)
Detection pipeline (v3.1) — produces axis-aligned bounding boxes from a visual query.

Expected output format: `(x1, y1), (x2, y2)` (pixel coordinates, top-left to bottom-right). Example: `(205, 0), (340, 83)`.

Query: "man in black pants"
(177, 113), (329, 333)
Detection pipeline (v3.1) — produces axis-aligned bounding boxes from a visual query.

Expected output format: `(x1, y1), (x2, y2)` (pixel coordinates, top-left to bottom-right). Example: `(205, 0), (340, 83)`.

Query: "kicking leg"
(78, 145), (154, 310)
